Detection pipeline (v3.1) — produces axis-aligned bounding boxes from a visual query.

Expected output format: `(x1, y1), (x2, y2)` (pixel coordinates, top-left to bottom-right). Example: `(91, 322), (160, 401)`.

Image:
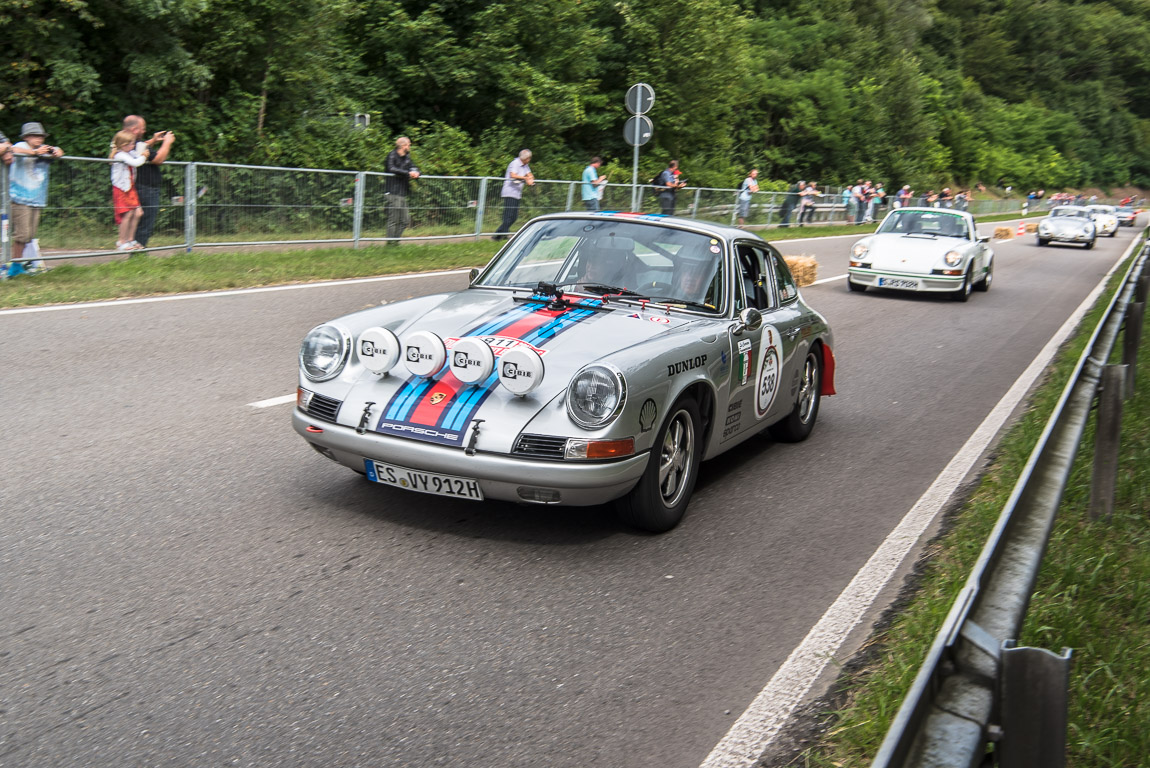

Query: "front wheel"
(1084, 239), (1095, 250)
(974, 259), (993, 292)
(616, 397), (702, 533)
(951, 266), (973, 302)
(1037, 237), (1048, 247)
(847, 279), (867, 293)
(769, 348), (822, 443)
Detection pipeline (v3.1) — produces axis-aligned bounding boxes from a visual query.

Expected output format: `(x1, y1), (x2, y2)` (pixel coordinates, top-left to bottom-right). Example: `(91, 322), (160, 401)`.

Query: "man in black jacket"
(386, 137), (420, 243)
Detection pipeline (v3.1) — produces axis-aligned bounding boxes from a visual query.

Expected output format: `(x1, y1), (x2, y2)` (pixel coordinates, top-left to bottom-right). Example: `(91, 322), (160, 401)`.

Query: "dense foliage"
(4, 0), (1150, 189)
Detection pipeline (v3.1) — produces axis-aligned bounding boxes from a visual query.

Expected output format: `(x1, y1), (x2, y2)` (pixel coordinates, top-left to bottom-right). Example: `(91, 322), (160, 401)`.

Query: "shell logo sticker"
(755, 325), (782, 418)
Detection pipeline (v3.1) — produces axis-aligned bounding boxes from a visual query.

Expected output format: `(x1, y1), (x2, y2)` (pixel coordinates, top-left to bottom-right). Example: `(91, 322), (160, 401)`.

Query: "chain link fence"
(0, 156), (1080, 265)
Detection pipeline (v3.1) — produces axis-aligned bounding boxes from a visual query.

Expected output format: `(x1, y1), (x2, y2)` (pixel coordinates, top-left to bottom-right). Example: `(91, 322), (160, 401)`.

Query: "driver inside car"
(673, 248), (721, 307)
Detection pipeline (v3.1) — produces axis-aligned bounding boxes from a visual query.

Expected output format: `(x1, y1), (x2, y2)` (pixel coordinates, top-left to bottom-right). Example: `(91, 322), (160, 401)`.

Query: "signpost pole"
(624, 83), (654, 213)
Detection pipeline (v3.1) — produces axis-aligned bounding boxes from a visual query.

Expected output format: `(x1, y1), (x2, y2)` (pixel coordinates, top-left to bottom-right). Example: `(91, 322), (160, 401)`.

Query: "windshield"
(475, 218), (727, 311)
(1051, 207), (1091, 219)
(876, 209), (970, 239)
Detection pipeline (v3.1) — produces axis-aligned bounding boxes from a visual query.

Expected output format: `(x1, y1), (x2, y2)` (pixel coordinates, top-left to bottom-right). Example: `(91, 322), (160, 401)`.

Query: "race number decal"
(755, 325), (783, 418)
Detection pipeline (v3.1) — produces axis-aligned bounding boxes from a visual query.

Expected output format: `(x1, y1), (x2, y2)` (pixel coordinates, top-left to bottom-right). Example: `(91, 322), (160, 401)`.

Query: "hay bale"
(1025, 221), (1039, 233)
(785, 255), (818, 286)
(994, 226), (1014, 240)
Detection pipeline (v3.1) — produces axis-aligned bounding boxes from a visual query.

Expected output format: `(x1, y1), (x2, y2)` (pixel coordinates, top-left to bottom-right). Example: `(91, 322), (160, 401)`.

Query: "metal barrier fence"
(0, 156), (1069, 264)
(872, 235), (1150, 768)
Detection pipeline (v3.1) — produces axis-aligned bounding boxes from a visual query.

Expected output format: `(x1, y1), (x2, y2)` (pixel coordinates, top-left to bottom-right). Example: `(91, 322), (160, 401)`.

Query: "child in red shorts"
(110, 130), (148, 250)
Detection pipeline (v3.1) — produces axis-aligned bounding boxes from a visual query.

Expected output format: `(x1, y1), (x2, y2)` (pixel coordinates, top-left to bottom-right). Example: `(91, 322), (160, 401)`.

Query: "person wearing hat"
(8, 122), (63, 266)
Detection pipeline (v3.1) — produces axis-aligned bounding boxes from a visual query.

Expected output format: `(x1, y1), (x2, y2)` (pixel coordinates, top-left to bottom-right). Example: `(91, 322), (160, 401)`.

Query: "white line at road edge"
(699, 237), (1140, 768)
(249, 394), (297, 408)
(0, 269), (474, 316)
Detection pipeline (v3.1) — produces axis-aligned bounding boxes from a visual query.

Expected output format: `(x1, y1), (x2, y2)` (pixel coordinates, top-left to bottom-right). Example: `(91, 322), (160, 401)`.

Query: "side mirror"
(977, 235), (989, 243)
(468, 268), (480, 285)
(733, 307), (762, 334)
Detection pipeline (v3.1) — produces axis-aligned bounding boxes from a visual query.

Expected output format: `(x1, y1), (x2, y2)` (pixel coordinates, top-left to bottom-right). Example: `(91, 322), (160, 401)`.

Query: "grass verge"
(784, 249), (1150, 766)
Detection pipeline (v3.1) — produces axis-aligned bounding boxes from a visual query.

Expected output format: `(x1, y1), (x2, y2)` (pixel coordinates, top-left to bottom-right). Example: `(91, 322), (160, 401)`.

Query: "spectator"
(123, 115), (175, 249)
(581, 156), (607, 212)
(110, 129), (148, 251)
(9, 122), (63, 266)
(867, 182), (885, 222)
(385, 136), (420, 243)
(839, 184), (851, 221)
(0, 128), (9, 159)
(896, 184), (912, 208)
(493, 149), (533, 240)
(851, 179), (867, 224)
(779, 179), (802, 227)
(938, 187), (954, 208)
(655, 159), (684, 216)
(798, 180), (820, 226)
(736, 168), (759, 226)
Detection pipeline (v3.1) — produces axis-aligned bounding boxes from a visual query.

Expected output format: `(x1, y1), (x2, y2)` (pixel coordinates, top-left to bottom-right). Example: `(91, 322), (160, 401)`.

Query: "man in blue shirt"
(9, 122), (64, 263)
(581, 156), (607, 211)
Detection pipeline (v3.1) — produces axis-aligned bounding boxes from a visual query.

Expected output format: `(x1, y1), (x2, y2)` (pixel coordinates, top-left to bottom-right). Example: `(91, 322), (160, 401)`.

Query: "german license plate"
(877, 277), (920, 290)
(364, 459), (483, 500)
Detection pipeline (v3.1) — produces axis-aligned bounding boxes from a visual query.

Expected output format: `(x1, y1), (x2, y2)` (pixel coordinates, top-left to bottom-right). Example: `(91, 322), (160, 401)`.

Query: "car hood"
(864, 233), (968, 274)
(1040, 217), (1093, 234)
(324, 289), (706, 451)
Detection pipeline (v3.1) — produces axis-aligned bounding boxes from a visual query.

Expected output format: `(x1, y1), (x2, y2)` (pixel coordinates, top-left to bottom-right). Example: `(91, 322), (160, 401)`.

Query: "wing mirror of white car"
(734, 307), (763, 334)
(977, 235), (990, 243)
(468, 267), (480, 284)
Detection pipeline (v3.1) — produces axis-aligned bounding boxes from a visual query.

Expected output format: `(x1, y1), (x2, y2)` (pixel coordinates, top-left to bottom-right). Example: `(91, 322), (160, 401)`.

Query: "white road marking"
(698, 236), (1139, 768)
(249, 394), (297, 408)
(811, 274), (847, 285)
(0, 269), (474, 316)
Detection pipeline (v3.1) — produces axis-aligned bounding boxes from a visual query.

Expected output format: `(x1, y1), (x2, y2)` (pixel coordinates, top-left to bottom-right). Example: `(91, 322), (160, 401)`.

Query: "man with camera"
(123, 115), (175, 248)
(9, 122), (63, 266)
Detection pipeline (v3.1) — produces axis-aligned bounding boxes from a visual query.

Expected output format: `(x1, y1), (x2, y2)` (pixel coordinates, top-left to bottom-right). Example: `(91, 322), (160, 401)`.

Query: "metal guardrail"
(1, 156), (1051, 265)
(872, 235), (1150, 768)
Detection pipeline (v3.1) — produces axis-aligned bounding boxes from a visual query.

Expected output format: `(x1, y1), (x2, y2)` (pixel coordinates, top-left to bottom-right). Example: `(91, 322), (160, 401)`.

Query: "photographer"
(9, 122), (63, 266)
(123, 115), (175, 248)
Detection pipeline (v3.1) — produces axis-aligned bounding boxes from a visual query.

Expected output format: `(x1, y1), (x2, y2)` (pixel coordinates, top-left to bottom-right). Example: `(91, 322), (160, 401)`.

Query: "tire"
(769, 347), (822, 443)
(1109, 230), (1117, 237)
(616, 397), (702, 533)
(847, 279), (867, 292)
(974, 259), (993, 292)
(1037, 238), (1048, 247)
(951, 266), (973, 302)
(1084, 239), (1095, 250)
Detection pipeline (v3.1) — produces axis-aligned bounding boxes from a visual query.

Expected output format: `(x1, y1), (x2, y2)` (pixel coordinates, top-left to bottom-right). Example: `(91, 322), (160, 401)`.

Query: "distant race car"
(1115, 206), (1139, 227)
(1036, 206), (1097, 249)
(294, 212), (836, 532)
(1087, 204), (1119, 237)
(846, 207), (994, 301)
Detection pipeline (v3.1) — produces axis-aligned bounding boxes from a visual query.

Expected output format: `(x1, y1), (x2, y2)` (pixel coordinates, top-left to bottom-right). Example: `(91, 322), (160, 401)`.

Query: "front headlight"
(300, 324), (351, 381)
(567, 364), (626, 429)
(851, 242), (869, 258)
(944, 250), (963, 267)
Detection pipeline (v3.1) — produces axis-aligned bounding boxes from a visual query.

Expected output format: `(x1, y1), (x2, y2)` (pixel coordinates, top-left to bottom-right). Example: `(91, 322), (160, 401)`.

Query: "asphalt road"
(1, 221), (1140, 767)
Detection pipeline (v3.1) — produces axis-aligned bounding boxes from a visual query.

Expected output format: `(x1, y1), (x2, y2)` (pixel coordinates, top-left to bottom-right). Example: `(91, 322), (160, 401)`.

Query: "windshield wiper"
(579, 283), (647, 297)
(645, 297), (717, 312)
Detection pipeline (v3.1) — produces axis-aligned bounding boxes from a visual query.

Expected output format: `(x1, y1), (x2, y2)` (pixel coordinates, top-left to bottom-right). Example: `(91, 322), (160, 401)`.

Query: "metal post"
(184, 162), (196, 253)
(998, 642), (1073, 768)
(630, 128), (640, 211)
(691, 188), (701, 220)
(352, 171), (365, 249)
(1089, 363), (1128, 520)
(474, 178), (488, 240)
(1123, 300), (1144, 394)
(565, 181), (575, 212)
(764, 191), (775, 229)
(1, 161), (9, 265)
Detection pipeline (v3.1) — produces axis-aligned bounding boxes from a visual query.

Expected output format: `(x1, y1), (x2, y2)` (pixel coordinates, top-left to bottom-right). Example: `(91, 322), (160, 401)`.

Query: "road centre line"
(249, 394), (297, 408)
(698, 235), (1139, 768)
(0, 269), (474, 316)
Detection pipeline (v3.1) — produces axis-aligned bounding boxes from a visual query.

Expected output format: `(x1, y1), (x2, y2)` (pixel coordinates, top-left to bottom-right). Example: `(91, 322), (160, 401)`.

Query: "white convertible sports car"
(1087, 204), (1119, 237)
(846, 207), (994, 301)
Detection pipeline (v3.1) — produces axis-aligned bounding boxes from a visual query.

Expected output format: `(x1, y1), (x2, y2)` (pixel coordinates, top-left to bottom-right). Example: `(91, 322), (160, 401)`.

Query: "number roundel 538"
(755, 325), (782, 418)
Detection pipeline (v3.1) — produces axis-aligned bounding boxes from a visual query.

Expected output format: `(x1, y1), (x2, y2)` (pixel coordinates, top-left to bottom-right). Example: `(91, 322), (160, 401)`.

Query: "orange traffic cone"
(1016, 221), (1026, 237)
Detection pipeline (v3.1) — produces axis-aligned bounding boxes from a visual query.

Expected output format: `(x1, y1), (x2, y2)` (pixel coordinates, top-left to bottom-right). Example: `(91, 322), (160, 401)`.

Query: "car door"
(725, 241), (801, 443)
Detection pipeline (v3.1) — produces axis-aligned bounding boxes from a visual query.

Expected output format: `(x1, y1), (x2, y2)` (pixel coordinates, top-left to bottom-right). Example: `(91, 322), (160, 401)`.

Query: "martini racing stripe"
(376, 298), (602, 444)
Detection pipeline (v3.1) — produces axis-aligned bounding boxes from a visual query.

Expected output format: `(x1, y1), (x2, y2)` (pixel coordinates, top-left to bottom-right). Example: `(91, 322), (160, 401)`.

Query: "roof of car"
(884, 206), (975, 218)
(529, 211), (760, 242)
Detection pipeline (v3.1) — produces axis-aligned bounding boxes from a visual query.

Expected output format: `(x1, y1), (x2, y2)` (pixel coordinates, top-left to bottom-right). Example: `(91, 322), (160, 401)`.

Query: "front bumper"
(293, 409), (649, 506)
(847, 267), (964, 293)
(1039, 231), (1093, 243)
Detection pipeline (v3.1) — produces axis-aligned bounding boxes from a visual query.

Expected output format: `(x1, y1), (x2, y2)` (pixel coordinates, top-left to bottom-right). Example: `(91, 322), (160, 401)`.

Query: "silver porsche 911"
(293, 212), (836, 532)
(846, 207), (994, 301)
